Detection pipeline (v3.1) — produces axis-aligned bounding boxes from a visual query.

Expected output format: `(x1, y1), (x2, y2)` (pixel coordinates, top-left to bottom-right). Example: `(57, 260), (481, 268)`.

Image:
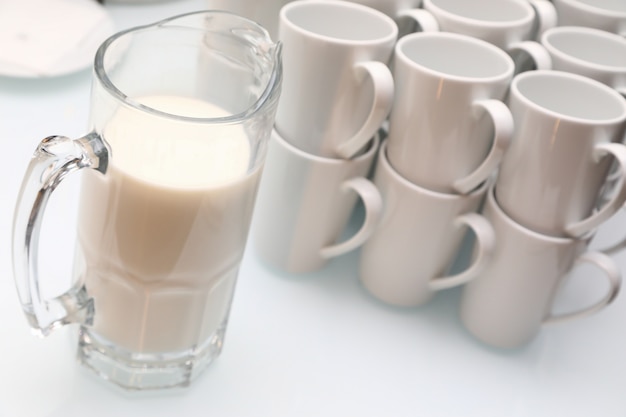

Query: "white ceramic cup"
(537, 26), (626, 96)
(253, 129), (382, 274)
(326, 0), (423, 34)
(206, 0), (295, 39)
(552, 0), (626, 37)
(275, 0), (397, 159)
(330, 0), (421, 20)
(495, 70), (626, 238)
(386, 32), (514, 194)
(358, 142), (495, 307)
(400, 0), (557, 71)
(460, 185), (621, 349)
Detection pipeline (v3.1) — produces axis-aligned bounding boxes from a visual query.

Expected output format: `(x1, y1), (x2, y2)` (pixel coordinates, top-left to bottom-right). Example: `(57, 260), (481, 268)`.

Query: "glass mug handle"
(12, 133), (108, 336)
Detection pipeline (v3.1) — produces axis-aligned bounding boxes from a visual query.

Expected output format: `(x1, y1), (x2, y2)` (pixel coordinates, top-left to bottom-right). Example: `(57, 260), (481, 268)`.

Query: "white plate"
(0, 0), (115, 78)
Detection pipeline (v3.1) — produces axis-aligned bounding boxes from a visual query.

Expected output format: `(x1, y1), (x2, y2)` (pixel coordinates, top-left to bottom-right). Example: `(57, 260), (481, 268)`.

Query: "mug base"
(77, 322), (226, 391)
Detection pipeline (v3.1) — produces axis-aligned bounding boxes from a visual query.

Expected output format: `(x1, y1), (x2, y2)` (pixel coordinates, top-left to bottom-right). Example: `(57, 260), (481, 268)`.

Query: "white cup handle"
(508, 41), (552, 71)
(336, 62), (394, 159)
(595, 214), (626, 255)
(528, 0), (557, 37)
(320, 177), (382, 258)
(566, 142), (626, 237)
(508, 0), (556, 71)
(597, 235), (626, 256)
(453, 99), (513, 194)
(396, 8), (440, 32)
(429, 212), (495, 291)
(544, 251), (621, 324)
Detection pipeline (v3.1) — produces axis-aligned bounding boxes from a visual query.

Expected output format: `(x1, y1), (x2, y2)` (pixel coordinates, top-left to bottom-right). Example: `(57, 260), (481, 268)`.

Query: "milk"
(76, 95), (261, 354)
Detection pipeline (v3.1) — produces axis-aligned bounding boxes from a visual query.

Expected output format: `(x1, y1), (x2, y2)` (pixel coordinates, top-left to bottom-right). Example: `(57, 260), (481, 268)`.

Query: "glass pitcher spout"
(94, 10), (282, 126)
(153, 10), (284, 119)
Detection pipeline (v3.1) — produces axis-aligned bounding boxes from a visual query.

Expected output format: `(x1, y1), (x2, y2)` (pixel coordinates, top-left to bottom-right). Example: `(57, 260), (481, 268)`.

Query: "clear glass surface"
(12, 11), (282, 390)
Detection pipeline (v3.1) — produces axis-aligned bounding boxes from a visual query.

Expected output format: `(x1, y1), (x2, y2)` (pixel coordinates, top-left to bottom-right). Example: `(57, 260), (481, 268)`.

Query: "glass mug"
(12, 11), (282, 390)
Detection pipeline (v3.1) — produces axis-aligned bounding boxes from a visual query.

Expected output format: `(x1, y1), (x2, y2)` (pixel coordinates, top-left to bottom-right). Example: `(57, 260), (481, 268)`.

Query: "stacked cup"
(253, 0), (398, 273)
(250, 0), (626, 351)
(460, 70), (626, 348)
(551, 0), (626, 36)
(358, 32), (515, 307)
(338, 0), (558, 72)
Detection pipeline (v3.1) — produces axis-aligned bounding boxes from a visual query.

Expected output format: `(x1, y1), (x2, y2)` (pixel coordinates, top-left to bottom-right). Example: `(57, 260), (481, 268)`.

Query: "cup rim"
(272, 128), (380, 164)
(280, 0), (398, 47)
(510, 70), (626, 125)
(553, 0), (626, 17)
(489, 184), (593, 243)
(395, 32), (515, 83)
(379, 141), (491, 200)
(542, 26), (626, 72)
(424, 0), (535, 27)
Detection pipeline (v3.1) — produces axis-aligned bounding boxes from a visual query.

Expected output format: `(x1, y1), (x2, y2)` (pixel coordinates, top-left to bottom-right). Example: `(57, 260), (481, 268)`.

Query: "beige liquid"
(76, 95), (261, 354)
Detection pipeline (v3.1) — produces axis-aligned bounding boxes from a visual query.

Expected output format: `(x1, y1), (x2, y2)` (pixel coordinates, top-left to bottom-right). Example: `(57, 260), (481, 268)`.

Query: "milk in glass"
(76, 95), (261, 354)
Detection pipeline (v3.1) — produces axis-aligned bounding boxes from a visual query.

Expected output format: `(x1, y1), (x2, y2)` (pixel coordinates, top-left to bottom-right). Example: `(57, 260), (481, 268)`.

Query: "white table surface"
(1, 1), (626, 416)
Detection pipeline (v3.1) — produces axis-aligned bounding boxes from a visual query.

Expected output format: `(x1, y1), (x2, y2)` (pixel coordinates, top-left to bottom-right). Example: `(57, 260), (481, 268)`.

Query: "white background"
(0, 0), (625, 415)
